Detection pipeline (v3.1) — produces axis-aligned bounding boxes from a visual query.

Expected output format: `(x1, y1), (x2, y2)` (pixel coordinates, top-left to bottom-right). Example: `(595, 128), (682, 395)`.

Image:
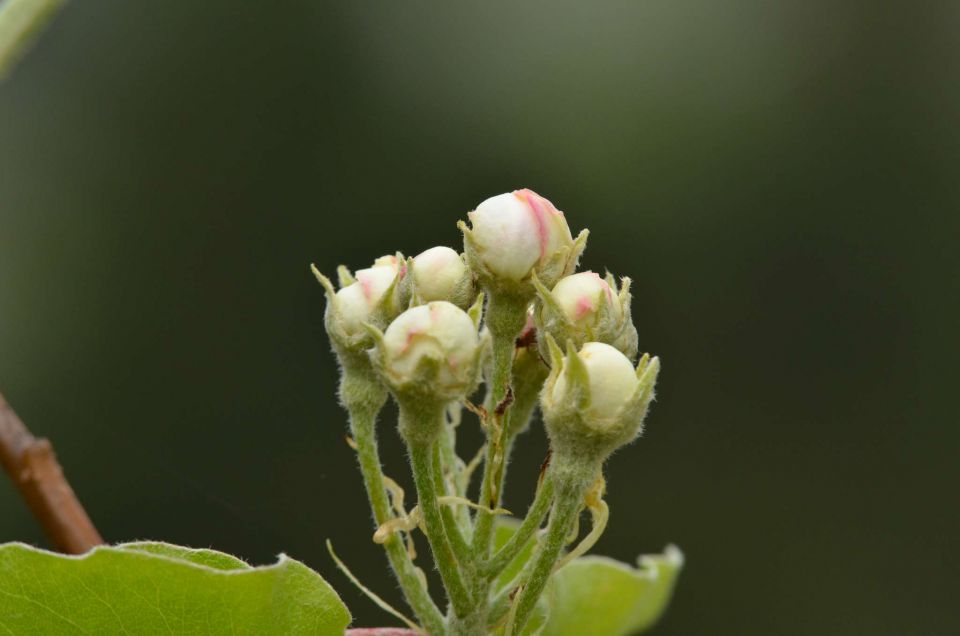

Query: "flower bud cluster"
(314, 188), (659, 456)
(314, 188), (667, 633)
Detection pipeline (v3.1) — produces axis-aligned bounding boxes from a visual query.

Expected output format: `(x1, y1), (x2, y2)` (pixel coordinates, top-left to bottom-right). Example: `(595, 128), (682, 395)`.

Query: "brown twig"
(0, 391), (103, 553)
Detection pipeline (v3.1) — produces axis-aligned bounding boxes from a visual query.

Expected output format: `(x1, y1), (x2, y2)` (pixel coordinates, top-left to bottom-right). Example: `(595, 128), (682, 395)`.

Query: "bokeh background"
(2, 1), (958, 634)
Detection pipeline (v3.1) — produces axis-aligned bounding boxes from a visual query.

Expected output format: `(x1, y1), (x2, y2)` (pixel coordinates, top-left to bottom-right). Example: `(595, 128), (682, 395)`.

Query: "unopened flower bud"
(535, 271), (638, 360)
(373, 300), (483, 402)
(459, 189), (588, 293)
(312, 254), (408, 355)
(410, 246), (475, 308)
(335, 265), (399, 335)
(373, 254), (402, 270)
(541, 339), (659, 463)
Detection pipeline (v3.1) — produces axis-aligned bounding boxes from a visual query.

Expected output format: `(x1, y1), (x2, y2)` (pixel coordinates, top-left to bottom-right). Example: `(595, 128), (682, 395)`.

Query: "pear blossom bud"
(535, 271), (638, 360)
(376, 301), (481, 400)
(335, 265), (399, 336)
(411, 246), (475, 308)
(541, 339), (659, 463)
(373, 254), (402, 270)
(552, 343), (637, 422)
(312, 254), (409, 356)
(460, 189), (588, 291)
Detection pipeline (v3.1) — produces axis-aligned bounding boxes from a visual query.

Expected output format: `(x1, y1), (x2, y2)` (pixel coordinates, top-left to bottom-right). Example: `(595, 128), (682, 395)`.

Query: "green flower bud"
(458, 189), (588, 298)
(410, 246), (476, 309)
(534, 270), (638, 360)
(541, 339), (659, 464)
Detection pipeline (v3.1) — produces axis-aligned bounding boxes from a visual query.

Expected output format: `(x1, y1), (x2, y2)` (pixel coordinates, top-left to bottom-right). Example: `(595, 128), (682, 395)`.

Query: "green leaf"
(0, 541), (352, 635)
(494, 520), (682, 635)
(493, 519), (537, 592)
(118, 541), (252, 571)
(541, 546), (684, 636)
(492, 520), (547, 635)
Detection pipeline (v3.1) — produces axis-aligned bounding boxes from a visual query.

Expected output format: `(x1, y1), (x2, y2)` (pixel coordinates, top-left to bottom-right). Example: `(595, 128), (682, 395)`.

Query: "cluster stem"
(340, 362), (446, 636)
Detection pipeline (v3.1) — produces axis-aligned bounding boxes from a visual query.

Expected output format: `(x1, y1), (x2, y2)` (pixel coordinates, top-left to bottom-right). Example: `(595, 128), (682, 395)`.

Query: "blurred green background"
(1, 1), (957, 633)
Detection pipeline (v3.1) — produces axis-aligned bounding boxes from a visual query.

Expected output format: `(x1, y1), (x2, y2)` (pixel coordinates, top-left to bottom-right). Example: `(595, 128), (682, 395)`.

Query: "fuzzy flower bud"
(459, 189), (588, 293)
(541, 339), (659, 463)
(372, 300), (483, 403)
(534, 271), (638, 360)
(311, 254), (408, 355)
(410, 246), (475, 308)
(335, 265), (399, 335)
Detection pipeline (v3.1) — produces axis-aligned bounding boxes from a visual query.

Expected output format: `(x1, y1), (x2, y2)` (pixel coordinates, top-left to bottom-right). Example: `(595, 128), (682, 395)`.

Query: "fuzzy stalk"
(402, 402), (473, 619)
(471, 292), (528, 560)
(439, 405), (472, 535)
(507, 464), (594, 634)
(432, 441), (471, 557)
(340, 359), (446, 635)
(480, 475), (555, 579)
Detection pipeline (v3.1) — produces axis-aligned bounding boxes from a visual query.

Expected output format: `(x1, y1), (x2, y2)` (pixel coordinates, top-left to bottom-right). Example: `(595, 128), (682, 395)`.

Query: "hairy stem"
(508, 472), (590, 634)
(439, 405), (472, 535)
(471, 333), (517, 558)
(341, 364), (445, 635)
(480, 475), (554, 579)
(408, 438), (473, 618)
(432, 441), (471, 558)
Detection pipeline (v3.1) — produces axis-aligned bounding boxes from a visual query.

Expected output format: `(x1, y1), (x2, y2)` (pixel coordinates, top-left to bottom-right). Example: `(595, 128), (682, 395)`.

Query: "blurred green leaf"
(0, 541), (351, 635)
(542, 546), (683, 636)
(495, 519), (682, 635)
(0, 0), (65, 78)
(493, 518), (537, 591)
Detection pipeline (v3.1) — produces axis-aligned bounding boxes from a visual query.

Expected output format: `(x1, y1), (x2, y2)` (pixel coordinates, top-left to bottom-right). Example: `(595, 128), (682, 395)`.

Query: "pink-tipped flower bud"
(334, 265), (398, 336)
(460, 189), (588, 292)
(534, 271), (638, 360)
(377, 301), (482, 400)
(312, 254), (408, 354)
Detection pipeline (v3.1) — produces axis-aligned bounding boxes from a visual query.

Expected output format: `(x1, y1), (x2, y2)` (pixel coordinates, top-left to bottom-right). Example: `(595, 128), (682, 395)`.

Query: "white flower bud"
(535, 271), (638, 359)
(411, 246), (474, 308)
(460, 189), (588, 291)
(551, 343), (637, 422)
(541, 338), (659, 462)
(377, 301), (481, 399)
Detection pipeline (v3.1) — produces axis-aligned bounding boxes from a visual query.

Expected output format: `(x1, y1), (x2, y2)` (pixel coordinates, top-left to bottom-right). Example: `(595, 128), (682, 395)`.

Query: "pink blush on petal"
(514, 189), (560, 261)
(358, 275), (375, 300)
(575, 296), (597, 319)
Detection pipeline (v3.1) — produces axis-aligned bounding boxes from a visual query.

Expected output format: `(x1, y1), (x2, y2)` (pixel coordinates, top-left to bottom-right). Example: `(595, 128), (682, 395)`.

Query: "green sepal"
(337, 264), (355, 288)
(563, 338), (591, 411)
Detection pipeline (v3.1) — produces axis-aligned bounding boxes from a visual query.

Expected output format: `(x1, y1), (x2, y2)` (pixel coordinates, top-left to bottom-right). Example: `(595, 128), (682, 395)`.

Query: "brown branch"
(0, 391), (103, 553)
